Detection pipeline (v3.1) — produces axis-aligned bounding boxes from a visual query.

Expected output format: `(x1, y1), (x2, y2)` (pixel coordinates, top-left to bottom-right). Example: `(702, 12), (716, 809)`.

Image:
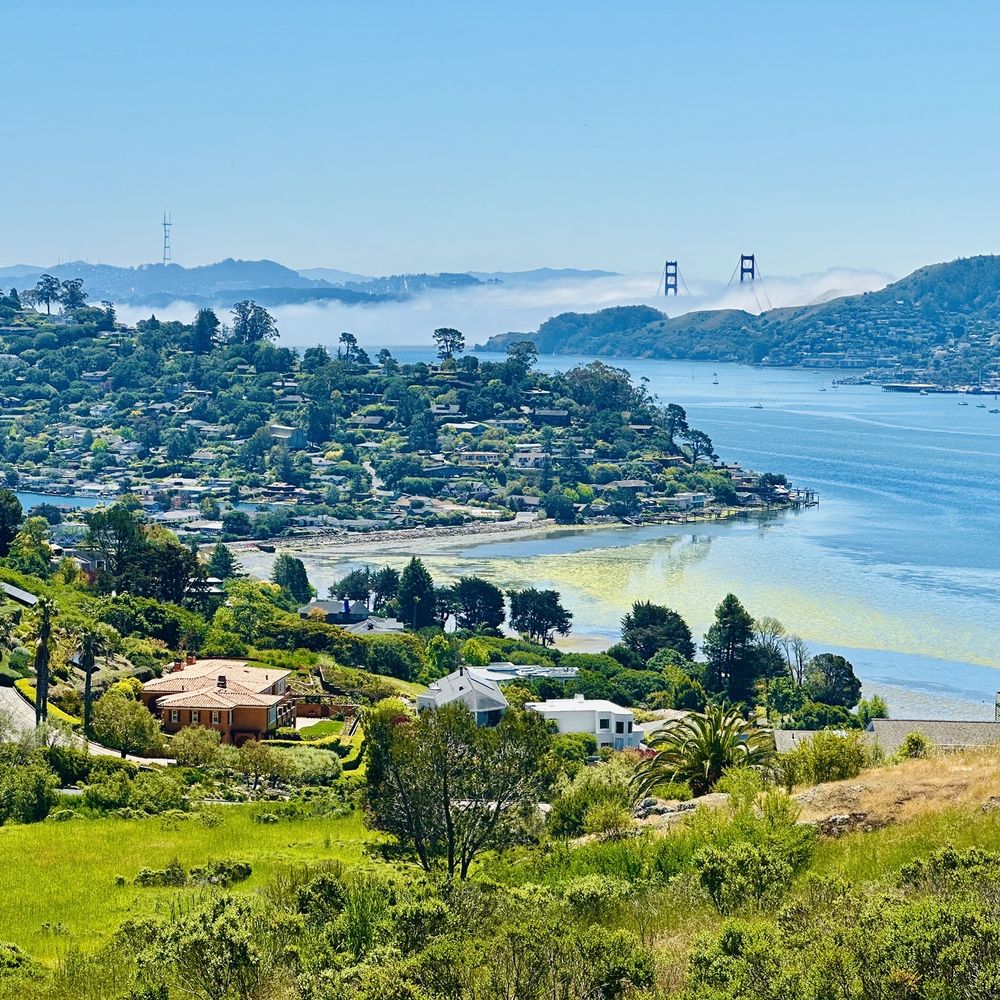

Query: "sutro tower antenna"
(162, 211), (172, 265)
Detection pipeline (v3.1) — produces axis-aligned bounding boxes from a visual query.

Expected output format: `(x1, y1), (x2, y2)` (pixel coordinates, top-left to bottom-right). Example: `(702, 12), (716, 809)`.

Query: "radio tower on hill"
(162, 211), (172, 265)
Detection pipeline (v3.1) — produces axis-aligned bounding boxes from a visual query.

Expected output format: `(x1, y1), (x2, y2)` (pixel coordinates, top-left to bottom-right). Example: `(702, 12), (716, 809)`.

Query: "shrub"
(283, 746), (344, 785)
(897, 731), (933, 759)
(0, 761), (59, 825)
(582, 802), (634, 840)
(695, 842), (794, 914)
(134, 860), (187, 887)
(778, 729), (867, 789)
(548, 758), (634, 838)
(171, 726), (222, 767)
(0, 941), (31, 974)
(189, 860), (252, 887)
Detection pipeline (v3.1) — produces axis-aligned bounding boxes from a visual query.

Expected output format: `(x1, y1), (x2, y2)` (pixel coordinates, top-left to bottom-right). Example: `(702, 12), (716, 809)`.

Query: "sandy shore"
(226, 505), (784, 558)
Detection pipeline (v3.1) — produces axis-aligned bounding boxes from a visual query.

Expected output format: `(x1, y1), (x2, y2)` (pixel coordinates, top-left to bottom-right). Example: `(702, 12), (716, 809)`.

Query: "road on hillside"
(0, 685), (37, 734)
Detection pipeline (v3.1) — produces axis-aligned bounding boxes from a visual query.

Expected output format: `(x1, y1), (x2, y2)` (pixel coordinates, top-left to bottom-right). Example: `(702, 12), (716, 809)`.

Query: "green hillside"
(480, 255), (1000, 382)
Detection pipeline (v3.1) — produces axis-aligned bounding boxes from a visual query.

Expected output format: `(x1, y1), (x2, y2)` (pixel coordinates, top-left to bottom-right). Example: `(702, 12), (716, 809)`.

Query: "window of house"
(191, 710), (199, 724)
(628, 721), (633, 733)
(170, 710), (179, 723)
(615, 720), (624, 734)
(211, 711), (220, 724)
(599, 718), (610, 730)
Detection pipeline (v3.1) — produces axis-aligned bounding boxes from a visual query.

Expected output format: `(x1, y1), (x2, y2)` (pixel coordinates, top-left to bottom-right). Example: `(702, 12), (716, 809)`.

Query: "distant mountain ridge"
(0, 259), (619, 308)
(478, 255), (1000, 379)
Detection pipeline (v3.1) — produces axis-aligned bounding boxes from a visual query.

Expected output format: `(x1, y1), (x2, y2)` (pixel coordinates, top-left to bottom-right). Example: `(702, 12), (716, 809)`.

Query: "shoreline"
(226, 503), (796, 556)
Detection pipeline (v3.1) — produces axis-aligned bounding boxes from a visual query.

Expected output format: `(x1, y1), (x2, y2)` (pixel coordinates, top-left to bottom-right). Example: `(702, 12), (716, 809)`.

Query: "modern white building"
(525, 693), (643, 750)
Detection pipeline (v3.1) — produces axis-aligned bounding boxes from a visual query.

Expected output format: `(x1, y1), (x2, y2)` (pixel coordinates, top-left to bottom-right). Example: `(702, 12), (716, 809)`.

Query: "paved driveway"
(0, 686), (172, 765)
(0, 685), (37, 735)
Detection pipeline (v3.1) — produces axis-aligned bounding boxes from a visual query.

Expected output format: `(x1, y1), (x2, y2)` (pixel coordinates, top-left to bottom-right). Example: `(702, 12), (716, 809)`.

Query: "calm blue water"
(15, 491), (100, 510)
(313, 348), (1000, 719)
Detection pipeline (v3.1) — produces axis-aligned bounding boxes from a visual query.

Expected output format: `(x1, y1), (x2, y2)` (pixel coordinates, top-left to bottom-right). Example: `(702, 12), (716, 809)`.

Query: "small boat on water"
(977, 403), (987, 409)
(959, 400), (969, 406)
(750, 403), (764, 409)
(712, 372), (719, 385)
(919, 389), (929, 396)
(990, 408), (1000, 414)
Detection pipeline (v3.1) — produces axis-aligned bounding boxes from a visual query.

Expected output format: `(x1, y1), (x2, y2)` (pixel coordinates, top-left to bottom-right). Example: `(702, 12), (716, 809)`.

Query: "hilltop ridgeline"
(479, 255), (1000, 382)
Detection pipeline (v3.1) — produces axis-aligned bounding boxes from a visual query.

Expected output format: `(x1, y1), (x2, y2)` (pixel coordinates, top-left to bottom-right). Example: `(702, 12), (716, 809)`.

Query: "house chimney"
(217, 675), (227, 689)
(186, 653), (196, 665)
(171, 659), (183, 672)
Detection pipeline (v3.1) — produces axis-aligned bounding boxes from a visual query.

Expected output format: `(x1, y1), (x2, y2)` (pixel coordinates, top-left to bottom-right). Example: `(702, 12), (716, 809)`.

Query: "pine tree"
(397, 557), (436, 629)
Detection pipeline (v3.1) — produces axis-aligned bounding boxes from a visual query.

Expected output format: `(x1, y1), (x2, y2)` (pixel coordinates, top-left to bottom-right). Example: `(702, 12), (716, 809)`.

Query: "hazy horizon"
(4, 2), (1000, 279)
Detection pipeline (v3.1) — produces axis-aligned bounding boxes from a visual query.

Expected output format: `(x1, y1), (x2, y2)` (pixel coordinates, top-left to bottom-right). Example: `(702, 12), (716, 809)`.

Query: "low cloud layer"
(114, 266), (893, 351)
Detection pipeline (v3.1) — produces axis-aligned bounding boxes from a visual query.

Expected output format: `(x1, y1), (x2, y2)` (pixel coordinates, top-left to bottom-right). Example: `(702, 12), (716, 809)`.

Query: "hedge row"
(14, 679), (82, 726)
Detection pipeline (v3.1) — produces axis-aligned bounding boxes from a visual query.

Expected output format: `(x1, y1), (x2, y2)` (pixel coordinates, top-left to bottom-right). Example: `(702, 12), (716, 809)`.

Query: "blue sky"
(4, 1), (1000, 280)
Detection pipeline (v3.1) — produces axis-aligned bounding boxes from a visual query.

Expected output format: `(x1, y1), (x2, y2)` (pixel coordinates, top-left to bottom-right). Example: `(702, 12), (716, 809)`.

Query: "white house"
(525, 693), (642, 750)
(416, 667), (508, 726)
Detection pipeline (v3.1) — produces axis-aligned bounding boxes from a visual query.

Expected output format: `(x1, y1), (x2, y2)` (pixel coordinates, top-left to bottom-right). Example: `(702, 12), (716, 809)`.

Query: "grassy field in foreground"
(811, 804), (1000, 883)
(0, 808), (377, 962)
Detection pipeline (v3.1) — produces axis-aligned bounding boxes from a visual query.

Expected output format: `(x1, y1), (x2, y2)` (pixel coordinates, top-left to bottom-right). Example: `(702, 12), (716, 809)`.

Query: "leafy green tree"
(0, 488), (22, 557)
(542, 490), (577, 524)
(329, 567), (371, 605)
(206, 542), (243, 580)
(338, 330), (359, 361)
(83, 503), (145, 591)
(621, 601), (694, 661)
(406, 409), (438, 452)
(190, 307), (220, 353)
(432, 326), (465, 361)
(805, 653), (862, 709)
(230, 300), (277, 342)
(270, 553), (313, 604)
(634, 705), (776, 797)
(397, 557), (436, 629)
(507, 588), (572, 646)
(370, 565), (399, 610)
(365, 702), (551, 878)
(59, 277), (86, 309)
(221, 510), (253, 537)
(452, 575), (505, 632)
(172, 725), (222, 767)
(34, 273), (61, 314)
(506, 340), (538, 369)
(702, 593), (758, 700)
(856, 694), (889, 727)
(683, 426), (716, 464)
(92, 691), (162, 758)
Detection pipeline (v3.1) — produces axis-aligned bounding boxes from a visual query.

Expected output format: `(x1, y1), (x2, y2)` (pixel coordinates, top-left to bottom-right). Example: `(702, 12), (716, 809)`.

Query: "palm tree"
(77, 624), (116, 738)
(32, 597), (57, 724)
(634, 704), (775, 798)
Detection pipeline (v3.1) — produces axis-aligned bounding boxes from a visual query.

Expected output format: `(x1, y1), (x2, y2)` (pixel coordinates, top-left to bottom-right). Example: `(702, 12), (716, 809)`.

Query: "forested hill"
(478, 255), (1000, 379)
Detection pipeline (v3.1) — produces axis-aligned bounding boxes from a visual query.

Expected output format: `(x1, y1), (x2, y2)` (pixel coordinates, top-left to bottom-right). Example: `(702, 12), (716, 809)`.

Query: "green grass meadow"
(0, 808), (376, 962)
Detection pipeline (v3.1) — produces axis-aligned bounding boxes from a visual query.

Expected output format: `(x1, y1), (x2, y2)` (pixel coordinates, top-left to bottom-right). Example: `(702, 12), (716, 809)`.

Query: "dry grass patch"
(795, 745), (1000, 826)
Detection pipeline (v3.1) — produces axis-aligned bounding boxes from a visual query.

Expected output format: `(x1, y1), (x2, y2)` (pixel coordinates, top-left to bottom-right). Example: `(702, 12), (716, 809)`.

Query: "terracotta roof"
(156, 687), (283, 711)
(144, 659), (288, 695)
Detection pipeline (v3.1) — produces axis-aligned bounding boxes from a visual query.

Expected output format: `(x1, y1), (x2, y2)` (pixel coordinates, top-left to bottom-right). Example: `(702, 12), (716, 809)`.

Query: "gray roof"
(416, 667), (508, 715)
(773, 729), (855, 753)
(866, 719), (1000, 755)
(0, 582), (38, 607)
